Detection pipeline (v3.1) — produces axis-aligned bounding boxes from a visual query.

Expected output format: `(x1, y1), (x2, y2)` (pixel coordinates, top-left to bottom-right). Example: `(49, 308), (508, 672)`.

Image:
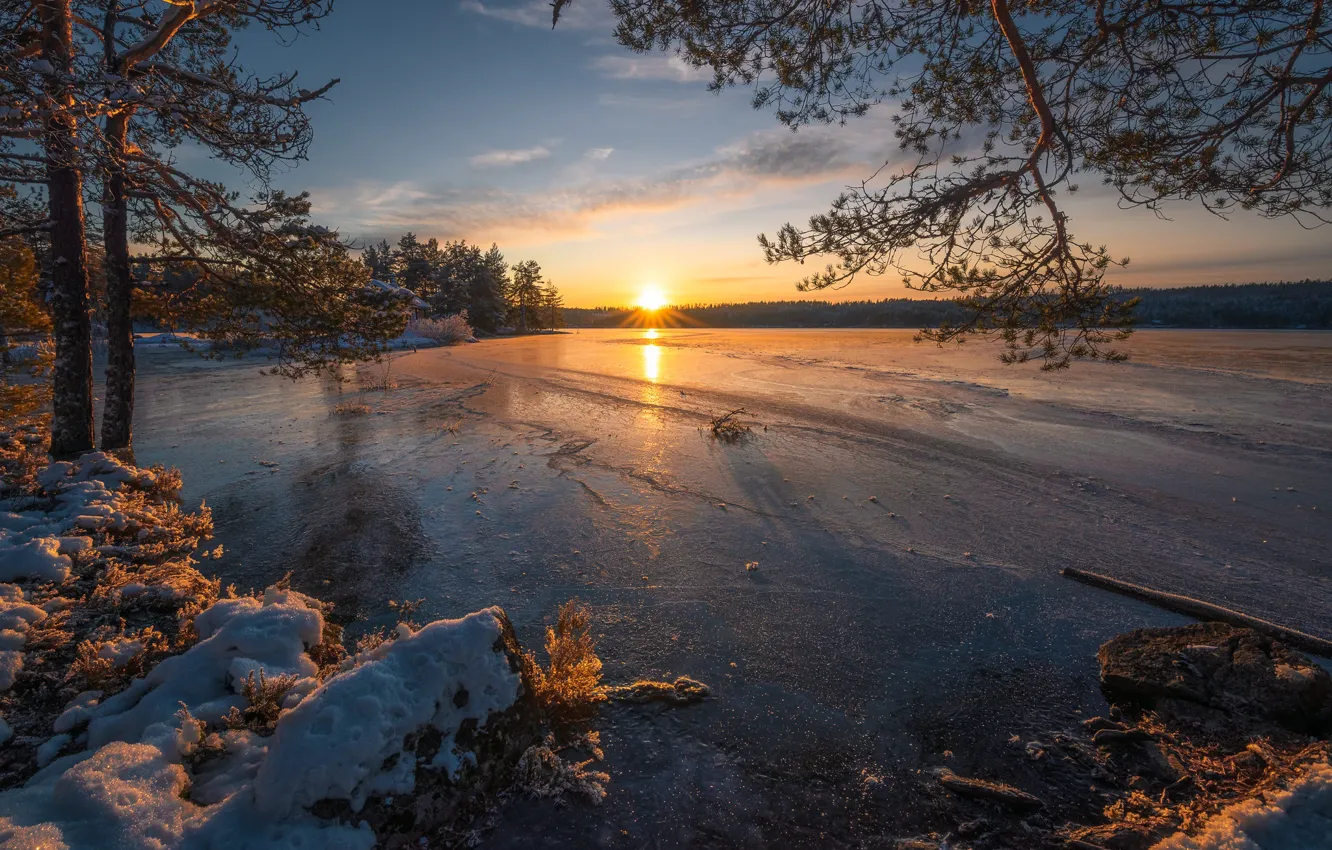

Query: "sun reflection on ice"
(642, 340), (661, 382)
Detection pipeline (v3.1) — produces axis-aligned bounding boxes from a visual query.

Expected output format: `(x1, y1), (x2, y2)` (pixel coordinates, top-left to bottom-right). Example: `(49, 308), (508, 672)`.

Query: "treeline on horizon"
(564, 280), (1332, 330)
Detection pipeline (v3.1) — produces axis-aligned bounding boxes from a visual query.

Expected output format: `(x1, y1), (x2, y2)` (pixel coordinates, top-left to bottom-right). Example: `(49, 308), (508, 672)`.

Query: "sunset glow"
(637, 287), (668, 311)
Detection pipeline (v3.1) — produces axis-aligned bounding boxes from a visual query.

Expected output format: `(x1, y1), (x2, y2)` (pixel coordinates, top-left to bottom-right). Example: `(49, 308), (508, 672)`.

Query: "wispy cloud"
(459, 0), (612, 31)
(315, 125), (879, 248)
(591, 55), (710, 83)
(596, 93), (708, 111)
(585, 147), (614, 160)
(469, 146), (552, 168)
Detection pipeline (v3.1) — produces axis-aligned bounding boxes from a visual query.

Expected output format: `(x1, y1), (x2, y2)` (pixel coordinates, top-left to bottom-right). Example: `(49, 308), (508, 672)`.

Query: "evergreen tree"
(393, 233), (434, 302)
(429, 239), (480, 317)
(542, 284), (565, 331)
(0, 238), (51, 423)
(469, 244), (510, 333)
(362, 240), (393, 280)
(508, 260), (544, 333)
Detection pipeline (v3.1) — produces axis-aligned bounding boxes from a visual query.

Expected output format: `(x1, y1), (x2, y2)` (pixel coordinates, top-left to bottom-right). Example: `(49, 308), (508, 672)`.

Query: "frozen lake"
(130, 329), (1332, 846)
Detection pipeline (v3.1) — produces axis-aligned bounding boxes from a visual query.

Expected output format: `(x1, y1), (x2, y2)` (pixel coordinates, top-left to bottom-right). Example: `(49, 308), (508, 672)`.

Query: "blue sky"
(223, 0), (1332, 307)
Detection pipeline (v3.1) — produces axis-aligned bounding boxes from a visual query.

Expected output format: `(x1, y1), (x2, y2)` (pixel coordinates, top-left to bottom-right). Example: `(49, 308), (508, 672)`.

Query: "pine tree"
(508, 260), (544, 333)
(471, 244), (510, 333)
(362, 240), (394, 281)
(2, 0), (351, 453)
(393, 233), (434, 301)
(542, 284), (566, 330)
(0, 238), (51, 423)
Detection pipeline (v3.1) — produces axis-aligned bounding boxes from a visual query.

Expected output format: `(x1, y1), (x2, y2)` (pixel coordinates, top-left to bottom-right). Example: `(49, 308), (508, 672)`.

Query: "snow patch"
(0, 592), (522, 848)
(0, 452), (159, 584)
(254, 607), (520, 815)
(1151, 762), (1332, 850)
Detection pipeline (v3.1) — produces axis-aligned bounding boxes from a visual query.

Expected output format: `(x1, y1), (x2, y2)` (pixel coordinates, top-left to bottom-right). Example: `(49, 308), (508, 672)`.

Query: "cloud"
(591, 55), (711, 83)
(585, 147), (614, 160)
(313, 125), (882, 248)
(469, 146), (552, 168)
(459, 0), (612, 31)
(712, 131), (859, 180)
(596, 93), (708, 110)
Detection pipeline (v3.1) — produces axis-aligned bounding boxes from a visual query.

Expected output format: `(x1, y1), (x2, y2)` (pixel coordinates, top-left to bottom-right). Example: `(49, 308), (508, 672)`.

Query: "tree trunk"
(40, 0), (96, 458)
(100, 111), (135, 451)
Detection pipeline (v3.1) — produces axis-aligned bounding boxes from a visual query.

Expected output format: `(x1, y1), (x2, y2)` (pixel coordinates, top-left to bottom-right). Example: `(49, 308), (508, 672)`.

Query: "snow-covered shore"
(0, 440), (539, 848)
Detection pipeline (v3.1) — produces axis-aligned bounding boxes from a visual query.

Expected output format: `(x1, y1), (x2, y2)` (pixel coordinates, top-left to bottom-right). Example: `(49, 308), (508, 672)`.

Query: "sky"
(218, 0), (1332, 308)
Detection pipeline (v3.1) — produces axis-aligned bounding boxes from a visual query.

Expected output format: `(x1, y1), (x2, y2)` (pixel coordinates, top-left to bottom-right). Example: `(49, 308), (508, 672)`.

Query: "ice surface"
(123, 329), (1332, 845)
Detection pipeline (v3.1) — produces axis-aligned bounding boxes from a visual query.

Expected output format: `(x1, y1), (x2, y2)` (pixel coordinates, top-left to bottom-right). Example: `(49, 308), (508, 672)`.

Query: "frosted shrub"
(409, 311), (474, 345)
(522, 599), (606, 721)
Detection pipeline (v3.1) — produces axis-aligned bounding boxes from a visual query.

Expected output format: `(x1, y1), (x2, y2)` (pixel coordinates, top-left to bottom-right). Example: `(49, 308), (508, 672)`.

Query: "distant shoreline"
(564, 280), (1332, 331)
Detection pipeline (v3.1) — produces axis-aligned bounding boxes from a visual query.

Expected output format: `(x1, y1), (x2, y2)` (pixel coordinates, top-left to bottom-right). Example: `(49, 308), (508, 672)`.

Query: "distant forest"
(564, 280), (1332, 330)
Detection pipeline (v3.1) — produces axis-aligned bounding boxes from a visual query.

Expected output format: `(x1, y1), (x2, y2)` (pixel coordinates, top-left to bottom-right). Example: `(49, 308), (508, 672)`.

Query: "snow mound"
(254, 607), (521, 816)
(0, 591), (526, 848)
(1151, 762), (1332, 850)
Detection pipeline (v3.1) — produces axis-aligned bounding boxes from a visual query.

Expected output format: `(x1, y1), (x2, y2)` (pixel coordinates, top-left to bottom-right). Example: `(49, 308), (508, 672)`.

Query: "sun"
(637, 287), (668, 311)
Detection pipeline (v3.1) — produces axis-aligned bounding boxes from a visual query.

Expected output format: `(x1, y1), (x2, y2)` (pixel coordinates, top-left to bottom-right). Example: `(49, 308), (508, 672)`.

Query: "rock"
(1139, 741), (1183, 783)
(1098, 623), (1332, 733)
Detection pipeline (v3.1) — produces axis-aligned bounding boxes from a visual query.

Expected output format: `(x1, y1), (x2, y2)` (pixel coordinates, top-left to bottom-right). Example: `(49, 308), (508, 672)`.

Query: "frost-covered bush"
(522, 599), (605, 721)
(408, 312), (475, 345)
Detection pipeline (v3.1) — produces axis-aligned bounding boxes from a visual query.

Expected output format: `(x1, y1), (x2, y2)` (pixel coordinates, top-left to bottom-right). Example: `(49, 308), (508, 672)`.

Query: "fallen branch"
(936, 769), (1044, 810)
(1061, 568), (1332, 658)
(708, 408), (753, 442)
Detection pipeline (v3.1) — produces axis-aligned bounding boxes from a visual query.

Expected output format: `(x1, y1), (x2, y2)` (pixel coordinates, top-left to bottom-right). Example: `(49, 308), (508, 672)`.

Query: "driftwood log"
(1061, 568), (1332, 658)
(936, 769), (1044, 810)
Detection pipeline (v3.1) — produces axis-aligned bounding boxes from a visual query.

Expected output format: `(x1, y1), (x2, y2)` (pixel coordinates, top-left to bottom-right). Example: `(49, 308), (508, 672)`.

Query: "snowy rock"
(0, 451), (168, 585)
(1099, 623), (1332, 733)
(295, 608), (541, 849)
(54, 692), (103, 734)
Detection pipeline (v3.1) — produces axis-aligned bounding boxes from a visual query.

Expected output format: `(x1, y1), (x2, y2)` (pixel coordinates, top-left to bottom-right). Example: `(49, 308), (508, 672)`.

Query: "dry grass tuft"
(523, 599), (606, 721)
(607, 675), (709, 706)
(333, 402), (371, 416)
(515, 731), (609, 804)
(709, 407), (754, 442)
(1078, 721), (1330, 843)
(222, 669), (301, 735)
